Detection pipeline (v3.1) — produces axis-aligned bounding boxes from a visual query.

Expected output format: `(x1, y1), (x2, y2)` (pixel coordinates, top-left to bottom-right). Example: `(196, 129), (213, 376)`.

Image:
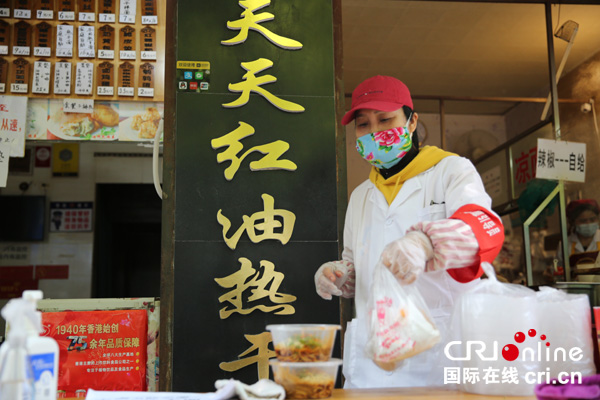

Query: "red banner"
(42, 309), (148, 397)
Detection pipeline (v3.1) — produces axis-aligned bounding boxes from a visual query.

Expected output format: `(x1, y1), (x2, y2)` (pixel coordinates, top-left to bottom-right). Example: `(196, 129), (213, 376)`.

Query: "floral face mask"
(356, 118), (412, 169)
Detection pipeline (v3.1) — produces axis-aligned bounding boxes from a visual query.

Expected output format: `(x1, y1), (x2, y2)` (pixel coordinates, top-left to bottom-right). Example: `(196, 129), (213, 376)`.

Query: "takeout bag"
(365, 261), (440, 371)
(450, 263), (595, 396)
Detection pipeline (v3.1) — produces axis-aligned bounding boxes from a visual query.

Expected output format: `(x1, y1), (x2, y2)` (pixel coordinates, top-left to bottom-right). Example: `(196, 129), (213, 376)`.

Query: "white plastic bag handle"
(481, 262), (497, 282)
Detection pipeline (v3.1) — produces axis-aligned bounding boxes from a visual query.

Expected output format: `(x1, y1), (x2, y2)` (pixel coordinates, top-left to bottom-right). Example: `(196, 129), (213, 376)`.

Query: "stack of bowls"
(267, 324), (341, 399)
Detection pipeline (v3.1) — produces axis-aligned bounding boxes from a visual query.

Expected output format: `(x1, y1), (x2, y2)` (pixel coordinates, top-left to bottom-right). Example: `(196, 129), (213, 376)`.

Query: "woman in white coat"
(314, 75), (504, 388)
(556, 199), (600, 267)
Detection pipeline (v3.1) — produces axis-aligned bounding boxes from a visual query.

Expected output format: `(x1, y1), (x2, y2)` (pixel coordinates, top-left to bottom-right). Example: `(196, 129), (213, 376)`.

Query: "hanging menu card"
(0, 58), (7, 92)
(119, 26), (135, 60)
(117, 61), (133, 96)
(98, 0), (115, 23)
(0, 21), (9, 55)
(35, 0), (54, 20)
(78, 24), (95, 58)
(14, 0), (32, 19)
(53, 60), (71, 94)
(141, 0), (157, 25)
(75, 61), (93, 95)
(56, 24), (73, 57)
(32, 60), (51, 94)
(57, 0), (75, 21)
(13, 21), (32, 56)
(119, 0), (136, 24)
(11, 58), (30, 93)
(140, 26), (155, 60)
(96, 61), (113, 95)
(34, 22), (52, 57)
(138, 62), (153, 97)
(0, 0), (9, 17)
(98, 24), (114, 59)
(77, 0), (94, 21)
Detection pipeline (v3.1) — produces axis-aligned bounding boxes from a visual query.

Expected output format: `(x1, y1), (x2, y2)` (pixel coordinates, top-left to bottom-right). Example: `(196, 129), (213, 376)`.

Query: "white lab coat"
(556, 230), (600, 266)
(341, 155), (494, 388)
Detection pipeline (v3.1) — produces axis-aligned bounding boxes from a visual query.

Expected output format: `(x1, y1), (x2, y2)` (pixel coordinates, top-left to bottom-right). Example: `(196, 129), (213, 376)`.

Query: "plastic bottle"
(0, 297), (36, 400)
(0, 291), (59, 400)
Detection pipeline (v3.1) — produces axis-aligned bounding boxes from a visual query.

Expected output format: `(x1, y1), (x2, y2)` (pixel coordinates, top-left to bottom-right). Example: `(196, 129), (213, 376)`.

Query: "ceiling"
(341, 1), (600, 114)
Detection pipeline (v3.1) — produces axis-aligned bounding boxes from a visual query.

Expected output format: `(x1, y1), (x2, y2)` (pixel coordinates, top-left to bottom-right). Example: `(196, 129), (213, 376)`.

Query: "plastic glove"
(314, 260), (355, 300)
(381, 231), (434, 284)
(214, 379), (285, 400)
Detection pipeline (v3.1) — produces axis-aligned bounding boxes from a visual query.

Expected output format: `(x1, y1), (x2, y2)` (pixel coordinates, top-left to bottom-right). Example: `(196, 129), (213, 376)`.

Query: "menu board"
(96, 61), (113, 95)
(34, 0), (54, 20)
(0, 58), (7, 92)
(74, 61), (92, 95)
(53, 60), (71, 94)
(0, 0), (166, 101)
(0, 20), (9, 55)
(119, 26), (135, 60)
(137, 62), (152, 97)
(34, 22), (52, 57)
(57, 0), (75, 21)
(32, 59), (51, 94)
(13, 21), (32, 56)
(117, 61), (133, 96)
(97, 0), (115, 23)
(11, 57), (30, 93)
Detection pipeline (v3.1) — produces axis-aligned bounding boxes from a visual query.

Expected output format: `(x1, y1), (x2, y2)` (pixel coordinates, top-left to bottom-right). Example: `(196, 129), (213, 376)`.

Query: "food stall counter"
(329, 387), (536, 399)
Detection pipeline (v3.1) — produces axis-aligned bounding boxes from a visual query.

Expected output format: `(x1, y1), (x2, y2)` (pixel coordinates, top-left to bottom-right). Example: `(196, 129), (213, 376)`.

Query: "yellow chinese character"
(217, 193), (295, 250)
(211, 121), (297, 180)
(107, 339), (115, 349)
(98, 339), (106, 348)
(116, 338), (123, 348)
(111, 323), (119, 333)
(124, 338), (132, 348)
(132, 337), (140, 347)
(222, 58), (304, 113)
(89, 339), (98, 350)
(88, 324), (95, 334)
(79, 324), (87, 334)
(103, 324), (111, 334)
(96, 324), (103, 333)
(220, 332), (275, 380)
(222, 0), (302, 50)
(215, 257), (296, 319)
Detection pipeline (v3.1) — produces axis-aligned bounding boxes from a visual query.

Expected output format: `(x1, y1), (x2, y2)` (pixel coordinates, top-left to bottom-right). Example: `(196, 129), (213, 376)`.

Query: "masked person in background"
(556, 199), (600, 267)
(314, 76), (504, 388)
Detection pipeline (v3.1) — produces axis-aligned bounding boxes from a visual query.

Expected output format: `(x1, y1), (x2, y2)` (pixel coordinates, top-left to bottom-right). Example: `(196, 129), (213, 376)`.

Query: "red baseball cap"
(342, 75), (413, 126)
(566, 199), (600, 219)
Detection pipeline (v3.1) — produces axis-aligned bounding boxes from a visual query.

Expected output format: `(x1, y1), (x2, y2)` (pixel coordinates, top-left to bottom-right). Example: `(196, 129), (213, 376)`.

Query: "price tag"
(118, 87), (134, 96)
(119, 0), (136, 23)
(119, 51), (136, 60)
(58, 11), (74, 20)
(138, 87), (153, 97)
(0, 8), (9, 17)
(97, 86), (113, 96)
(78, 25), (95, 58)
(56, 24), (74, 57)
(62, 98), (94, 113)
(140, 51), (156, 60)
(0, 46), (6, 55)
(14, 9), (32, 19)
(32, 60), (51, 94)
(36, 9), (53, 19)
(79, 12), (95, 21)
(53, 61), (71, 94)
(74, 61), (93, 95)
(141, 15), (157, 25)
(34, 47), (51, 56)
(13, 46), (30, 55)
(98, 49), (114, 59)
(11, 83), (28, 93)
(98, 13), (115, 22)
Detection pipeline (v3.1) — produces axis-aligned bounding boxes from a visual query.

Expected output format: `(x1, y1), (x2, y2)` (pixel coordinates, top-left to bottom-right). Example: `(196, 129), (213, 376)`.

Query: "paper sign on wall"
(536, 138), (586, 182)
(54, 61), (72, 94)
(56, 24), (74, 57)
(0, 95), (28, 157)
(0, 142), (9, 187)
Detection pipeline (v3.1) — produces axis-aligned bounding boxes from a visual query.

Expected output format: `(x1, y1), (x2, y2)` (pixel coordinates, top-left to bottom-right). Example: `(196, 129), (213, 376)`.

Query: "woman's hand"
(314, 260), (355, 300)
(381, 231), (434, 284)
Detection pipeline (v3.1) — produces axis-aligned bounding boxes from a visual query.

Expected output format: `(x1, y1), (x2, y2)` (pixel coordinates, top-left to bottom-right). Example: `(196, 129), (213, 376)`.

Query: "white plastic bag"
(450, 263), (595, 396)
(365, 261), (440, 371)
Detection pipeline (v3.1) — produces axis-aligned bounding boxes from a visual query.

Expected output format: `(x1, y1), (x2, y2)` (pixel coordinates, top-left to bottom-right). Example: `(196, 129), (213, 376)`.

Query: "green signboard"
(172, 0), (340, 390)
